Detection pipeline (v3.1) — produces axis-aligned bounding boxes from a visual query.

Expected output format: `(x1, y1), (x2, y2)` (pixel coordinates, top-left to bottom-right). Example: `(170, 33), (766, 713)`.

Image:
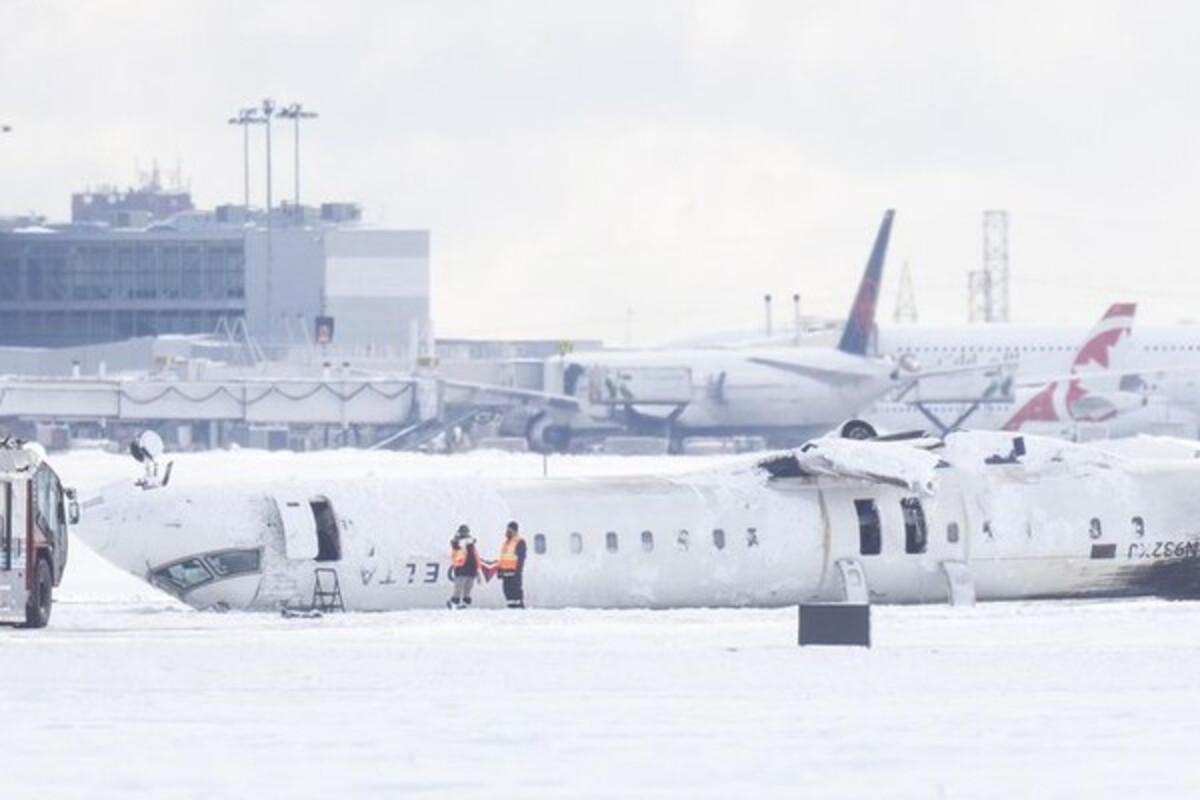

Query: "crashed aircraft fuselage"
(78, 431), (1200, 611)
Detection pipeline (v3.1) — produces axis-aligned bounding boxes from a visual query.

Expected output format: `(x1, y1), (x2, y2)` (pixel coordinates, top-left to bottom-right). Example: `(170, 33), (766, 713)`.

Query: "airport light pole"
(261, 98), (276, 345)
(276, 102), (319, 210)
(227, 108), (265, 208)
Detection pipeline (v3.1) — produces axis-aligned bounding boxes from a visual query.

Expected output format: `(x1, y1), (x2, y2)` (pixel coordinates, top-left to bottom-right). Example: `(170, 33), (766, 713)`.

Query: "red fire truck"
(0, 441), (76, 627)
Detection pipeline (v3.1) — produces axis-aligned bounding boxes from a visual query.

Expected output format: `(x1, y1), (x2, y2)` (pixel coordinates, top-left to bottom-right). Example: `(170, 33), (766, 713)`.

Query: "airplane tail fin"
(836, 209), (895, 356)
(1069, 302), (1137, 378)
(1002, 303), (1136, 430)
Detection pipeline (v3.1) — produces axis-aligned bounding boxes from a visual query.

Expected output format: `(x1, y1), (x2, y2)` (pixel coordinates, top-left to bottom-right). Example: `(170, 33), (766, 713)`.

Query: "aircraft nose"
(74, 499), (156, 582)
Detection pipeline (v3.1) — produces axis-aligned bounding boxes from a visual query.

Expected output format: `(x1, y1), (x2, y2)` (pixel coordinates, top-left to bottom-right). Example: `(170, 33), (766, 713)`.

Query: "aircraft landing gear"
(839, 419), (878, 440)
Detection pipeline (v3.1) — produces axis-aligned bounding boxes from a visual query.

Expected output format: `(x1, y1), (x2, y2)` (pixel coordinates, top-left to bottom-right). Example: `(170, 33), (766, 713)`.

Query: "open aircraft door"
(274, 497), (319, 561)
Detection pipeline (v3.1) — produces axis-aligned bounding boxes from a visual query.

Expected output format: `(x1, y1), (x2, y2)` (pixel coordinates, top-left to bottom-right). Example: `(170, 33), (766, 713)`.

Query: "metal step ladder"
(311, 568), (345, 613)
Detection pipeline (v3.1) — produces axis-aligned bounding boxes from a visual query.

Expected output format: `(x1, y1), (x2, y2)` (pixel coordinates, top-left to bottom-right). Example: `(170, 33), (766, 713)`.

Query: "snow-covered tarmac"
(5, 448), (1200, 798)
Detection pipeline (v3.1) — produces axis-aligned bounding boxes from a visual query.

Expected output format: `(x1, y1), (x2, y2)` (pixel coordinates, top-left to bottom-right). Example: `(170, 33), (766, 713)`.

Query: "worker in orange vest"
(497, 520), (527, 609)
(448, 524), (479, 609)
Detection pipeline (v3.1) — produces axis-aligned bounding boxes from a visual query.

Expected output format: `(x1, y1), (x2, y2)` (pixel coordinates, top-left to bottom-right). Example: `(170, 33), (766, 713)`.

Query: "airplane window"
(854, 499), (881, 556)
(902, 498), (927, 554)
(1089, 518), (1103, 540)
(712, 528), (726, 550)
(204, 549), (261, 578)
(677, 529), (690, 551)
(947, 522), (960, 544)
(152, 557), (213, 594)
(570, 532), (583, 554)
(1132, 516), (1145, 538)
(534, 534), (547, 554)
(641, 530), (654, 552)
(606, 532), (619, 553)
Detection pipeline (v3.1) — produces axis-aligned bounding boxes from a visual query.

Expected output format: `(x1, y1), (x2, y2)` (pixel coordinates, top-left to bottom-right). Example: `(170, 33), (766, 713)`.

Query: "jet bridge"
(0, 376), (435, 428)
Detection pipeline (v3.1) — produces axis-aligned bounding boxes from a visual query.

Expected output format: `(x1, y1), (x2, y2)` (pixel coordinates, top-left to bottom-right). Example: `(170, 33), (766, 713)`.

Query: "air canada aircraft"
(78, 428), (1200, 611)
(870, 302), (1200, 439)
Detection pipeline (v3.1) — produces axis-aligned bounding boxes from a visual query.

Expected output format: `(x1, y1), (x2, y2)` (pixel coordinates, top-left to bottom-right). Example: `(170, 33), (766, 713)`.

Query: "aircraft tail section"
(836, 209), (895, 356)
(1002, 303), (1137, 430)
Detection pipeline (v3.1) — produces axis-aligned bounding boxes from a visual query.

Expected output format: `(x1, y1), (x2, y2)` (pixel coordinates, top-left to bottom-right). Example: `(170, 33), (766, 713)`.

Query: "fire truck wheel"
(23, 557), (52, 629)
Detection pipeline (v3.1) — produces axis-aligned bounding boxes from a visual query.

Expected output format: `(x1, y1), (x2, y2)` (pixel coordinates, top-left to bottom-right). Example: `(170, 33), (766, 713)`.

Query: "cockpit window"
(205, 549), (262, 578)
(152, 558), (213, 594)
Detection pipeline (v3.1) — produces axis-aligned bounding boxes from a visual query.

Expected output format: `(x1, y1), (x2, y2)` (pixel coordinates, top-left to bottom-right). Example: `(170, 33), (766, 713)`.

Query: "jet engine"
(525, 412), (573, 453)
(1069, 390), (1148, 423)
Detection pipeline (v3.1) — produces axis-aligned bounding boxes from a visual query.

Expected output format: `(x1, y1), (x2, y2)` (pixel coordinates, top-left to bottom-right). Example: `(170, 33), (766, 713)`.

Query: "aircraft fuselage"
(79, 433), (1200, 611)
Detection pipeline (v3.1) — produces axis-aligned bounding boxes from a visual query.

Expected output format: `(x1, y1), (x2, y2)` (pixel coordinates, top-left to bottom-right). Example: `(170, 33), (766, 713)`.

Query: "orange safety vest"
(498, 536), (524, 573)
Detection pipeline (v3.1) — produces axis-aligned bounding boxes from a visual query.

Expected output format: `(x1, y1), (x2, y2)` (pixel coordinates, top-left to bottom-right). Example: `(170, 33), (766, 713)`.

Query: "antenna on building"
(968, 210), (1010, 323)
(893, 261), (918, 324)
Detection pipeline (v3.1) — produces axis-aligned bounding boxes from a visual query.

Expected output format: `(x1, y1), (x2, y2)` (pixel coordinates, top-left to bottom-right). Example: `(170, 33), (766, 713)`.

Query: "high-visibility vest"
(451, 547), (467, 568)
(498, 536), (524, 572)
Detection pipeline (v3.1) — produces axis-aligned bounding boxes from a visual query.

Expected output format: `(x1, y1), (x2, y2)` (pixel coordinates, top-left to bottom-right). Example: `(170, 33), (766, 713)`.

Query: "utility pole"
(276, 102), (318, 210)
(894, 261), (918, 324)
(227, 108), (265, 208)
(792, 293), (802, 344)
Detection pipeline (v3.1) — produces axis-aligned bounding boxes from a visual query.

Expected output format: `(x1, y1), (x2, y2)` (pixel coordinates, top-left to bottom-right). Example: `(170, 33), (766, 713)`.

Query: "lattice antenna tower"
(968, 210), (1010, 322)
(893, 260), (918, 324)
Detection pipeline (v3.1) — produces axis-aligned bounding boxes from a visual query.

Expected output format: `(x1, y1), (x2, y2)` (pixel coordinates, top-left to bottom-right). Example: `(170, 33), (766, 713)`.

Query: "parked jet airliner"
(524, 210), (921, 450)
(79, 429), (1200, 611)
(870, 303), (1200, 438)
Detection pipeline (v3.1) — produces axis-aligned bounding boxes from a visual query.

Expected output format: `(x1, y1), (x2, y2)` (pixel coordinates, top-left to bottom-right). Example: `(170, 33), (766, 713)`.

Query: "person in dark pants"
(497, 520), (527, 609)
(448, 524), (480, 609)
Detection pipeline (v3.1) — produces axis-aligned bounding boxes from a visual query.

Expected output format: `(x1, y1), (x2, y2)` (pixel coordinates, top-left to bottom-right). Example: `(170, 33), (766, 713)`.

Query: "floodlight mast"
(261, 98), (277, 343)
(276, 102), (319, 209)
(227, 108), (265, 208)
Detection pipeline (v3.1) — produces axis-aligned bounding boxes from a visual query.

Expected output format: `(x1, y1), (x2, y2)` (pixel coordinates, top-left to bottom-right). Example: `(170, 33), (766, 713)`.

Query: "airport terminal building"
(0, 191), (430, 358)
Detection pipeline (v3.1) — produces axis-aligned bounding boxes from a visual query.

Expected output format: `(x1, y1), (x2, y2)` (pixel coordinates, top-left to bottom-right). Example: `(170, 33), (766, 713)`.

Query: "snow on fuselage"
(78, 433), (1200, 611)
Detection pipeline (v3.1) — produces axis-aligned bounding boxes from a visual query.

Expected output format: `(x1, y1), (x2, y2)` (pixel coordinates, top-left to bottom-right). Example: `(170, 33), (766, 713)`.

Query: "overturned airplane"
(78, 428), (1200, 611)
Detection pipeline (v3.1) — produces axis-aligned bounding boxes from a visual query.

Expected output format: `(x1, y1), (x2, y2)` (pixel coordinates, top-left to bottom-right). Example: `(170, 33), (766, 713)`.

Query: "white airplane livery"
(525, 210), (915, 450)
(870, 303), (1200, 438)
(79, 429), (1200, 611)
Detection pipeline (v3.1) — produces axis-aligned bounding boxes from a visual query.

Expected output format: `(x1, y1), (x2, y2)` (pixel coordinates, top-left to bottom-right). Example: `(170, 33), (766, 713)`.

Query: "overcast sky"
(4, 1), (1200, 344)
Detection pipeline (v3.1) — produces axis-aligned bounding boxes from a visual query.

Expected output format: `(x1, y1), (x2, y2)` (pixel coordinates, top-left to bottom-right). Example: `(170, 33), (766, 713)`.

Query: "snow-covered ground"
(5, 448), (1200, 798)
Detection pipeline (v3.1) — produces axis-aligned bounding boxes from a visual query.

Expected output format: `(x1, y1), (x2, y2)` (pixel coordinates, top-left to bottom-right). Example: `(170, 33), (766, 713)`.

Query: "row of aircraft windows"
(529, 508), (1152, 561)
(854, 498), (1147, 555)
(531, 527), (758, 556)
(899, 345), (1200, 355)
(899, 346), (1074, 354)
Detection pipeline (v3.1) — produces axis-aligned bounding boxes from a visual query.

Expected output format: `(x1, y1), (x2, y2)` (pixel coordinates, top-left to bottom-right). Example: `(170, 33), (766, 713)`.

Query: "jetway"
(0, 376), (437, 427)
